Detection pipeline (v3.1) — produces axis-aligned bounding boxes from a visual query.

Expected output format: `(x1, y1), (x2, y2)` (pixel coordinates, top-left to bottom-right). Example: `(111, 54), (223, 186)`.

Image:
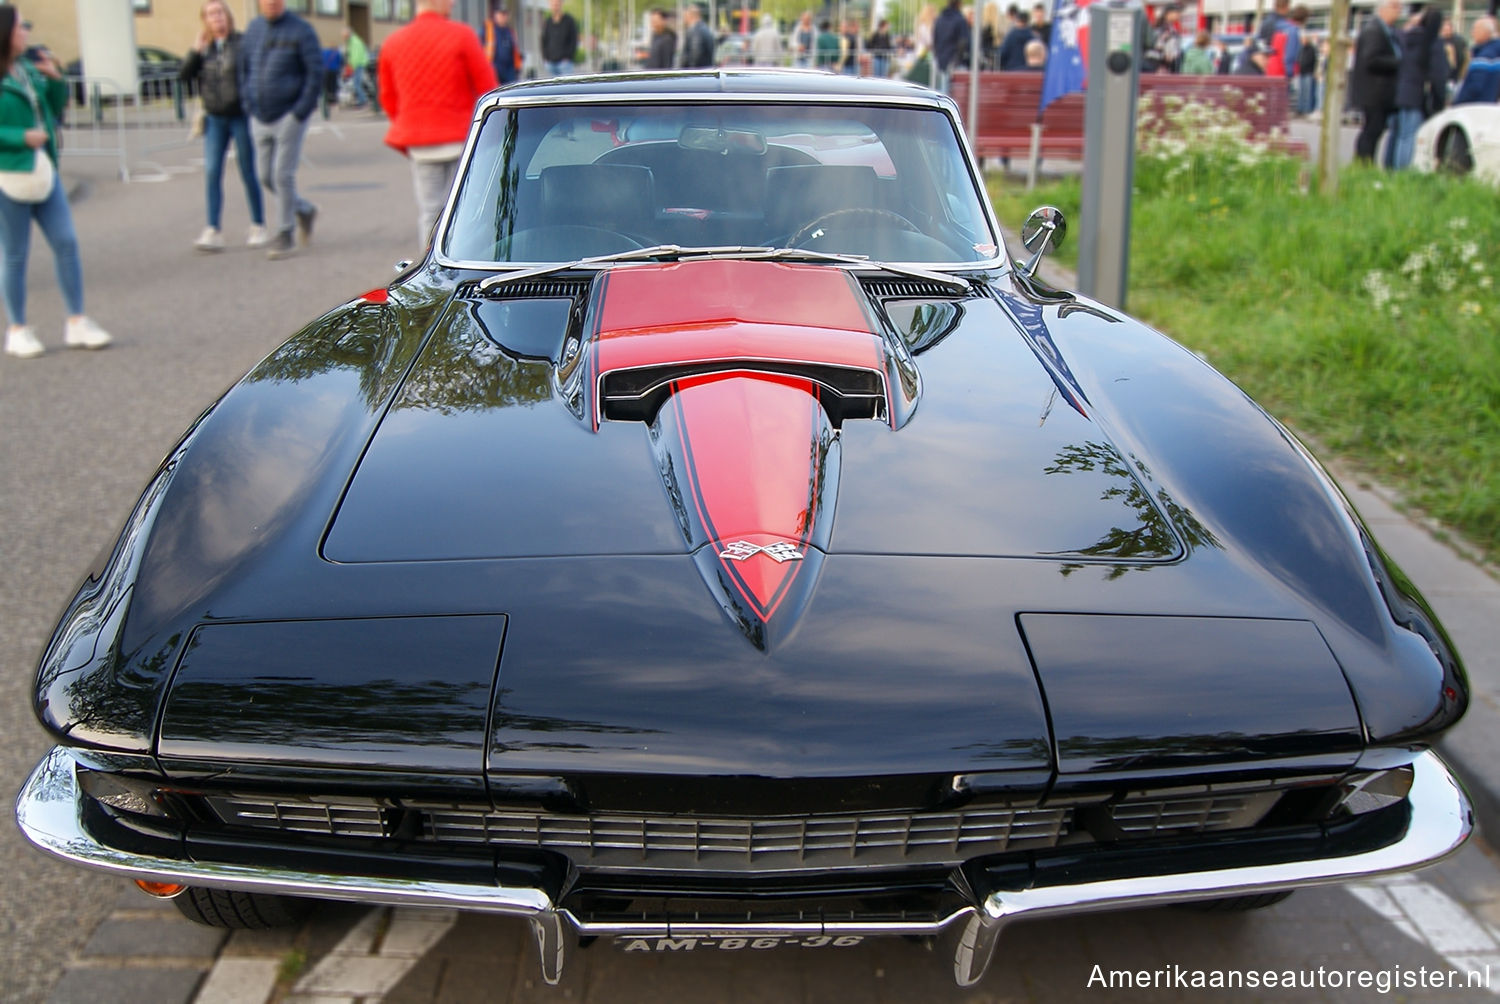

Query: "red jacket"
(380, 11), (498, 153)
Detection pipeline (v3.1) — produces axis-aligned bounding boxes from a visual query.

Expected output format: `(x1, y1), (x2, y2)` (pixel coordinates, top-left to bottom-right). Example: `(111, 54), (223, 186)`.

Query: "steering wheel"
(495, 225), (647, 262)
(790, 208), (922, 248)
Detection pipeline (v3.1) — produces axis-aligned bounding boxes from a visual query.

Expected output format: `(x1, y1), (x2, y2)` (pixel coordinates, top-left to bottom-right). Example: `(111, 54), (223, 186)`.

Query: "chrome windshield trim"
(431, 86), (1009, 275)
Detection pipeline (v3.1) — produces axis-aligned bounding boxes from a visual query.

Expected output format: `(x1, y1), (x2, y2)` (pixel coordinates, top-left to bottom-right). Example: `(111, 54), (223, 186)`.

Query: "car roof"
(494, 68), (949, 105)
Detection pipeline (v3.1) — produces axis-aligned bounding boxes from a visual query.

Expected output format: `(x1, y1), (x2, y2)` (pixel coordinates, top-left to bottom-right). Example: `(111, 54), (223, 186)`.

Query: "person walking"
(1351, 0), (1403, 165)
(181, 0), (268, 253)
(646, 8), (677, 69)
(541, 0), (579, 76)
(1454, 16), (1500, 105)
(680, 4), (716, 69)
(1387, 6), (1445, 170)
(380, 0), (497, 246)
(343, 27), (371, 106)
(485, 5), (521, 85)
(239, 0), (320, 260)
(0, 6), (110, 358)
(932, 0), (968, 93)
(866, 18), (892, 78)
(792, 11), (815, 68)
(750, 14), (781, 67)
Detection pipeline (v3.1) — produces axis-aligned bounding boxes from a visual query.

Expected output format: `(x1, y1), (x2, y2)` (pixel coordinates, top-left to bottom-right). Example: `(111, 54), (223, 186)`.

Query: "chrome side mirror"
(1018, 206), (1066, 278)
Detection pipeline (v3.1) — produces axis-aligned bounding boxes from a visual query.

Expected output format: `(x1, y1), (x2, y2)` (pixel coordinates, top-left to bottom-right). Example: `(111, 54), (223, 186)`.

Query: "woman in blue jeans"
(180, 0), (266, 251)
(0, 6), (110, 358)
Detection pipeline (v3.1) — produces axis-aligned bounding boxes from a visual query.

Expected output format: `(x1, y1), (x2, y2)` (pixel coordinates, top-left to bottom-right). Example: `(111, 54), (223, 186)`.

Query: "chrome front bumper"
(16, 747), (1474, 987)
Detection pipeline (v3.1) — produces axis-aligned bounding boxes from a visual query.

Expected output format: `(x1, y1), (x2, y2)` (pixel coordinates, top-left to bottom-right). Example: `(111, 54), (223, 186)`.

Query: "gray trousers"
(251, 113), (315, 237)
(411, 158), (459, 248)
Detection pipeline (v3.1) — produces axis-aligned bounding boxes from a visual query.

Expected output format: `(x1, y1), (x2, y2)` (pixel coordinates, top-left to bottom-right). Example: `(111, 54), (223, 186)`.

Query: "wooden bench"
(949, 72), (1308, 164)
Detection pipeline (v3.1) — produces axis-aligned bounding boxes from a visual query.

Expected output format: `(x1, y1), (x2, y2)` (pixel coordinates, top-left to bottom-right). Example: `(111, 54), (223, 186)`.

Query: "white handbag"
(0, 150), (55, 203)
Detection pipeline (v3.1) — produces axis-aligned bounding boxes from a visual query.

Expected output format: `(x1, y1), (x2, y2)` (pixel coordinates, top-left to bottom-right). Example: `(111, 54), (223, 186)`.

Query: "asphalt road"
(0, 113), (420, 1004)
(5, 113), (1500, 1004)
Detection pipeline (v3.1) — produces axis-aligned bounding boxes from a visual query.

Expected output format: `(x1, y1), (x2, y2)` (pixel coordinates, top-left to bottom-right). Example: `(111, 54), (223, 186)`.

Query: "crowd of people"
(6, 0), (1499, 360)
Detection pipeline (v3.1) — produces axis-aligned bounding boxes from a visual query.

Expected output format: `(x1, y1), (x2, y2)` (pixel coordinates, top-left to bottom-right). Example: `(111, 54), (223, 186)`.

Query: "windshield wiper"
(475, 243), (971, 296)
(740, 248), (972, 295)
(476, 245), (773, 291)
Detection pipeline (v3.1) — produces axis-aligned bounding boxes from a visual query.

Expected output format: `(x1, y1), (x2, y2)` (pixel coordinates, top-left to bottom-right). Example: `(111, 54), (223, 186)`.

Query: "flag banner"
(1040, 0), (1092, 113)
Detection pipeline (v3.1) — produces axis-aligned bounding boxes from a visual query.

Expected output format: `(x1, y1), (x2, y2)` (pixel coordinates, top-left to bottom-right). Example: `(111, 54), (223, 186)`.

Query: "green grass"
(988, 163), (1500, 560)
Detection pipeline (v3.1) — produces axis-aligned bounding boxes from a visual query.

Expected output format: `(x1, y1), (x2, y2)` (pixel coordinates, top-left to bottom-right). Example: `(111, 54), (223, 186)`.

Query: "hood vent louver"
(860, 277), (970, 300)
(477, 278), (591, 300)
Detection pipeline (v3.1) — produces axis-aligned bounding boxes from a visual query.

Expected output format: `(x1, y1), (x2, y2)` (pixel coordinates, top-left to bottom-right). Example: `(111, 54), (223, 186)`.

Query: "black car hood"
(323, 261), (1180, 567)
(40, 263), (1464, 796)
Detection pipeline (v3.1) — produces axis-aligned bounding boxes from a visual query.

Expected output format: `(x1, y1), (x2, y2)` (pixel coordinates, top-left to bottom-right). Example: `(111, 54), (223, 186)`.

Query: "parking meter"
(1078, 1), (1144, 310)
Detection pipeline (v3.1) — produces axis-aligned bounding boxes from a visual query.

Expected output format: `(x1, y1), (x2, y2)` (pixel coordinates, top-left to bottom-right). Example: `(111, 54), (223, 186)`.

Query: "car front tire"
(172, 886), (314, 929)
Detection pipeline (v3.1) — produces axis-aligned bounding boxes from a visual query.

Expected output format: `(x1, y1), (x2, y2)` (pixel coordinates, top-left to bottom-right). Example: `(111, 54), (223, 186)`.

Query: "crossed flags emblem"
(718, 540), (805, 563)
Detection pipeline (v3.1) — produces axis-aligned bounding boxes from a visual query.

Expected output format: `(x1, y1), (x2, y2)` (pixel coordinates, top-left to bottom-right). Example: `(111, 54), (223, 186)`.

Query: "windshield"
(442, 103), (998, 265)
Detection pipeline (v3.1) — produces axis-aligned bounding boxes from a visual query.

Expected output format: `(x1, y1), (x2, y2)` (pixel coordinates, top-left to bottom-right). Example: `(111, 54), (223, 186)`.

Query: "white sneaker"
(246, 224), (270, 248)
(64, 317), (112, 350)
(194, 226), (225, 252)
(5, 325), (43, 358)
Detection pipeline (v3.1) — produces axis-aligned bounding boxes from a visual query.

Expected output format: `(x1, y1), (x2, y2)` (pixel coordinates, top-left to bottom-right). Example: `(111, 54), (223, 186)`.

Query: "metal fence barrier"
(58, 74), (200, 182)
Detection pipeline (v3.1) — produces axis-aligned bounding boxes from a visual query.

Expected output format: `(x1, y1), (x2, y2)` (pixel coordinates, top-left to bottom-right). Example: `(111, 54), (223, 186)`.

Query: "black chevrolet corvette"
(16, 71), (1472, 986)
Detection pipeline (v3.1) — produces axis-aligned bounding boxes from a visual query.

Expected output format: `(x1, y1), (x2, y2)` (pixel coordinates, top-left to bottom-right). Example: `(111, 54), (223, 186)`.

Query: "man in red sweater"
(380, 0), (498, 245)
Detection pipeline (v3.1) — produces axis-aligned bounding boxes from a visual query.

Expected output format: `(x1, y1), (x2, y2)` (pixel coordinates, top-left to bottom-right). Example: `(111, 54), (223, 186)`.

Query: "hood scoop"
(578, 260), (897, 648)
(562, 259), (919, 430)
(651, 372), (838, 650)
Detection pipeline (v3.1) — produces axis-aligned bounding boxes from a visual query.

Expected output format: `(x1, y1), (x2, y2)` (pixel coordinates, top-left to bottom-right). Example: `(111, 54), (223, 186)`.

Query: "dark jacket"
(181, 32), (247, 117)
(0, 59), (67, 173)
(238, 11), (321, 123)
(681, 20), (716, 68)
(998, 26), (1035, 70)
(933, 5), (969, 71)
(541, 13), (579, 63)
(1351, 15), (1402, 111)
(1454, 37), (1500, 104)
(647, 28), (676, 69)
(1395, 11), (1447, 113)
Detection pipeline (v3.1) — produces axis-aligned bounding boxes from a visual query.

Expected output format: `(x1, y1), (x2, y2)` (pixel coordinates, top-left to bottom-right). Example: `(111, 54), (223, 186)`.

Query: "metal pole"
(966, 0), (981, 144)
(1318, 0), (1350, 195)
(1078, 1), (1143, 308)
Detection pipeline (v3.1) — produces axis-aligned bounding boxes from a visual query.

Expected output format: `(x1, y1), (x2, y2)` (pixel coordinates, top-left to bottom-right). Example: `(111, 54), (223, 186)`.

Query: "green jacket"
(345, 32), (369, 70)
(0, 61), (67, 173)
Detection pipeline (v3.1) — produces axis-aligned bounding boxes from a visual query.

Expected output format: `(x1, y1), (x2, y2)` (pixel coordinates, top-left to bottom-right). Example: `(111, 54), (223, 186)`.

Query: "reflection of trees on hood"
(246, 305), (424, 410)
(1045, 439), (1220, 577)
(245, 298), (553, 417)
(394, 324), (553, 416)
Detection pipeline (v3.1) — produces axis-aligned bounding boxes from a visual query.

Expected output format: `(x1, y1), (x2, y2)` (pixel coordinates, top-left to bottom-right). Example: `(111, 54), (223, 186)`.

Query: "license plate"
(616, 934), (864, 953)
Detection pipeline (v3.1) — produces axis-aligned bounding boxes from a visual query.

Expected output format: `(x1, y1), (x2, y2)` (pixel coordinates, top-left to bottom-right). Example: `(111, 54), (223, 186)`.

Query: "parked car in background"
(1413, 102), (1500, 184)
(17, 69), (1472, 990)
(66, 45), (187, 102)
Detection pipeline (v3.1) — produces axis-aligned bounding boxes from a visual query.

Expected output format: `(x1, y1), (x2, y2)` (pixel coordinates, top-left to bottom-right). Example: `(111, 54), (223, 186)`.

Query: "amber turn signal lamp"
(134, 880), (186, 898)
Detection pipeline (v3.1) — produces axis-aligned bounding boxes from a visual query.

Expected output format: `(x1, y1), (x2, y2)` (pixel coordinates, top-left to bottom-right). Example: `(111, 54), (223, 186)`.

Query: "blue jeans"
(1385, 108), (1422, 170)
(204, 112), (264, 230)
(0, 167), (84, 326)
(351, 65), (371, 105)
(544, 59), (574, 77)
